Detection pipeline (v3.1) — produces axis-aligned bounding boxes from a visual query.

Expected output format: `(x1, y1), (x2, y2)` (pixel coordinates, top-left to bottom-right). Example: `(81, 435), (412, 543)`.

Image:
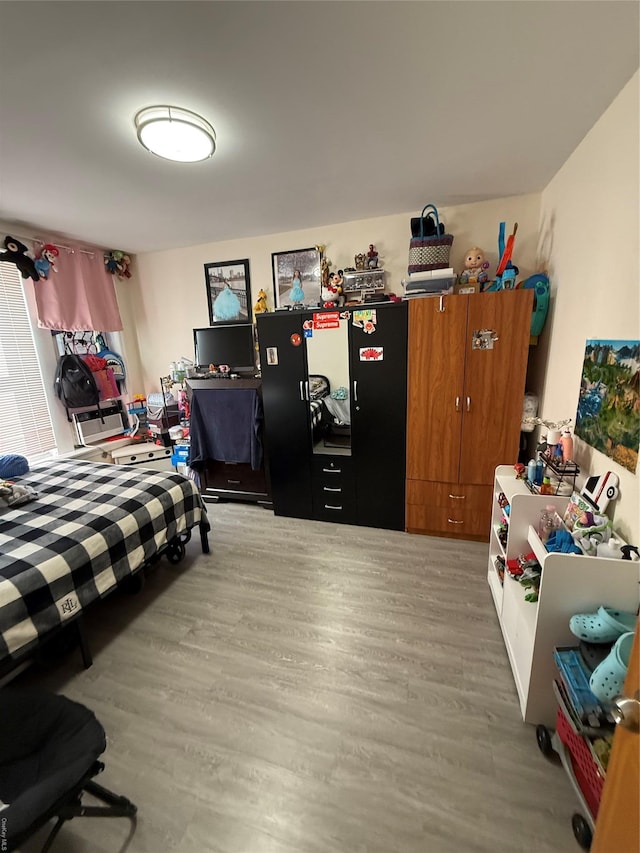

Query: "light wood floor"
(18, 503), (578, 853)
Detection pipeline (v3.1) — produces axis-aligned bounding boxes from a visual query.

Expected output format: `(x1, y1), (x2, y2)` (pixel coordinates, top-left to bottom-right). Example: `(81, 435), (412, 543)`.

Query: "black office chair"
(0, 689), (137, 852)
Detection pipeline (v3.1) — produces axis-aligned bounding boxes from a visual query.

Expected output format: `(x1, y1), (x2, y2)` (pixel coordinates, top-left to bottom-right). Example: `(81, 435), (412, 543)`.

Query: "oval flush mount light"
(134, 105), (216, 162)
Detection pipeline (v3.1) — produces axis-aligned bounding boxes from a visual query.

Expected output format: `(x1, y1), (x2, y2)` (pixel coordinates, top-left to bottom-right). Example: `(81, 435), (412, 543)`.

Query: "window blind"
(0, 264), (56, 458)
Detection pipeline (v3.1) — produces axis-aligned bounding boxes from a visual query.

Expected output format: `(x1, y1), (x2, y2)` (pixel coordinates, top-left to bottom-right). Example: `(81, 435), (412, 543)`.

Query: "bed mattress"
(0, 458), (208, 661)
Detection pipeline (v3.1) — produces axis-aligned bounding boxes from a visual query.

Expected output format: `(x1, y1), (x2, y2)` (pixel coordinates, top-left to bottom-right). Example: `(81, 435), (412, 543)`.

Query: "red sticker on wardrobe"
(290, 333), (302, 347)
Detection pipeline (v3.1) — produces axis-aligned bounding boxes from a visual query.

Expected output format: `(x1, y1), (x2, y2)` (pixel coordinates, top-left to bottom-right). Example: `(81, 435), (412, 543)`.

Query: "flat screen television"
(193, 324), (256, 372)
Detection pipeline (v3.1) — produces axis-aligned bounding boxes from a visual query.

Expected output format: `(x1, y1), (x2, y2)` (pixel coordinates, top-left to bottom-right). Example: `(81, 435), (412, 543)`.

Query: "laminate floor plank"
(16, 503), (577, 852)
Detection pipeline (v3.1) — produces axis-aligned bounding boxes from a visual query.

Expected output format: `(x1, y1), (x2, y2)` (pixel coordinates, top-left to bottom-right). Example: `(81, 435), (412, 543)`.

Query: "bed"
(0, 458), (209, 670)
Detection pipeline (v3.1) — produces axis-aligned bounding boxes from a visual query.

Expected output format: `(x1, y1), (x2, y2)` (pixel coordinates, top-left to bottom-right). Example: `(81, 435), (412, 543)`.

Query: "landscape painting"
(575, 339), (640, 474)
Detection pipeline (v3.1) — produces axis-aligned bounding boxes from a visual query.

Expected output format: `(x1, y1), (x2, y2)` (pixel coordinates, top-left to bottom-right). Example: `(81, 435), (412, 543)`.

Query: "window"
(0, 264), (56, 457)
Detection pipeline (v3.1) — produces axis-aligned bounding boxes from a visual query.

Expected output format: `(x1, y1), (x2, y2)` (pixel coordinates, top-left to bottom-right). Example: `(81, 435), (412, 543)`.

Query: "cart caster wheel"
(179, 529), (192, 545)
(571, 813), (592, 850)
(536, 724), (554, 757)
(166, 541), (186, 564)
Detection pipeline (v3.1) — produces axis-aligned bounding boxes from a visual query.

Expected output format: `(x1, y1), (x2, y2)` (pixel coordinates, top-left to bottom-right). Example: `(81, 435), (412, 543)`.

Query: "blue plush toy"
(0, 454), (29, 479)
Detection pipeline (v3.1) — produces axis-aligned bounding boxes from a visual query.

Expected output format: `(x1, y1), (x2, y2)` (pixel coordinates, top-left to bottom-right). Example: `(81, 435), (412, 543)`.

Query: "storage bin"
(147, 403), (180, 430)
(555, 701), (605, 818)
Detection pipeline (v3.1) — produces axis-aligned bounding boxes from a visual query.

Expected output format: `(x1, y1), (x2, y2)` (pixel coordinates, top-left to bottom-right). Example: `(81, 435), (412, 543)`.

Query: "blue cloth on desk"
(189, 388), (263, 471)
(546, 529), (582, 554)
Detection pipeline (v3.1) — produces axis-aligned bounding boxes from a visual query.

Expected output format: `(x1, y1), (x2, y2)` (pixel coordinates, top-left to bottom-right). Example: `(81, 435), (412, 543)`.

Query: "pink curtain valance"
(34, 241), (123, 332)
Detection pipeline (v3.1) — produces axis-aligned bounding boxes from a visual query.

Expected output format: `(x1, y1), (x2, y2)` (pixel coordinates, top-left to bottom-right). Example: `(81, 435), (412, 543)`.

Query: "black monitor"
(193, 324), (256, 372)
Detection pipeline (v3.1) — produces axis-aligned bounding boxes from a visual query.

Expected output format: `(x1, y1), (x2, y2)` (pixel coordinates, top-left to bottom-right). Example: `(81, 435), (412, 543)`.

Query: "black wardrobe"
(257, 302), (407, 531)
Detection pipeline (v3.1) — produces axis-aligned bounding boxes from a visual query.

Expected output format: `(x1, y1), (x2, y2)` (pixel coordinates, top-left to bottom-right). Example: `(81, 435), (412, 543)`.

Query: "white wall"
(133, 193), (541, 393)
(532, 72), (639, 542)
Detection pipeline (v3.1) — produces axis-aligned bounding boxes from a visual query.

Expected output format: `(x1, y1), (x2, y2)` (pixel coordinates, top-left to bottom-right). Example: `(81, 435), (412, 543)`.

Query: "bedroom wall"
(530, 71), (639, 542)
(133, 193), (541, 392)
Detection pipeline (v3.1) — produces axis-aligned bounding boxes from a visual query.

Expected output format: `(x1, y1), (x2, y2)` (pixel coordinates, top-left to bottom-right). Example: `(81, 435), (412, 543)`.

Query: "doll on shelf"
(367, 244), (379, 269)
(321, 270), (344, 308)
(458, 247), (490, 285)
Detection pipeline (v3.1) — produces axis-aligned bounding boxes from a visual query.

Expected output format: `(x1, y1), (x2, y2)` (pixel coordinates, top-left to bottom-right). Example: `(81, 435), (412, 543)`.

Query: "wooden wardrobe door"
(407, 295), (467, 483)
(459, 290), (533, 485)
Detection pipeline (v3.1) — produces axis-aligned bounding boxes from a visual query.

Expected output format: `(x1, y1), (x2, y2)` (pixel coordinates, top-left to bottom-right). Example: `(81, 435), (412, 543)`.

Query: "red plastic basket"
(556, 704), (605, 818)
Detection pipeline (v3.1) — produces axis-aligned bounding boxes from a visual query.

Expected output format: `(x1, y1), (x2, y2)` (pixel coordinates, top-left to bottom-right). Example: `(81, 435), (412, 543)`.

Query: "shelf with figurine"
(334, 244), (388, 306)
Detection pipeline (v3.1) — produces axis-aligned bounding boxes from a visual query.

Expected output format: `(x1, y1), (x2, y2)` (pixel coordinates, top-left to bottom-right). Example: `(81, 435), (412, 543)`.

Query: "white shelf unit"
(488, 465), (640, 728)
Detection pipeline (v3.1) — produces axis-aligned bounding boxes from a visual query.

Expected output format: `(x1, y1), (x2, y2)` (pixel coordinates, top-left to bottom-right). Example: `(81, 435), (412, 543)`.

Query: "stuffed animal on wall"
(34, 243), (60, 280)
(104, 250), (132, 279)
(0, 236), (40, 281)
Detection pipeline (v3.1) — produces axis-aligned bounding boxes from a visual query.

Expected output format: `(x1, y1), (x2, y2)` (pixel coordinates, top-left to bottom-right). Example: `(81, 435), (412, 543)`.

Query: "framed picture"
(272, 247), (322, 309)
(205, 259), (251, 324)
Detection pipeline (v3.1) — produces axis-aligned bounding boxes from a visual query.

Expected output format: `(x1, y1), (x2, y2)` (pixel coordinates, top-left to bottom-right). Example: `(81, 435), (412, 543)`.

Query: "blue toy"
(483, 222), (518, 291)
(520, 273), (550, 337)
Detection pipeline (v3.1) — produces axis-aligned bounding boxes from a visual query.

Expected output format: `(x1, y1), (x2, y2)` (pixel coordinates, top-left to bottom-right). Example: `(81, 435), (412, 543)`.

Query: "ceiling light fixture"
(134, 105), (216, 163)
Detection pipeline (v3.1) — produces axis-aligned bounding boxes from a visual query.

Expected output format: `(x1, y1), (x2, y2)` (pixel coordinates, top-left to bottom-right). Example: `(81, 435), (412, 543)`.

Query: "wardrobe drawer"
(312, 457), (356, 523)
(312, 456), (352, 478)
(312, 489), (356, 524)
(406, 480), (491, 509)
(406, 503), (490, 539)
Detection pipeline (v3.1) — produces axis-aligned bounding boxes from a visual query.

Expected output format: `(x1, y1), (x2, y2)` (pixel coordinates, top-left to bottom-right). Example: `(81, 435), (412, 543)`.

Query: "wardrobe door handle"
(455, 397), (460, 412)
(447, 518), (464, 525)
(448, 494), (465, 500)
(305, 380), (310, 401)
(324, 505), (343, 511)
(466, 396), (471, 412)
(227, 479), (241, 485)
(299, 380), (305, 401)
(323, 486), (342, 493)
(322, 467), (341, 474)
(353, 380), (358, 402)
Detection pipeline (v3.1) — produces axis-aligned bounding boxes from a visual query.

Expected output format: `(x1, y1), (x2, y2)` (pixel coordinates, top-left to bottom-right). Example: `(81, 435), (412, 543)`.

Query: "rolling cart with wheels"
(536, 653), (612, 850)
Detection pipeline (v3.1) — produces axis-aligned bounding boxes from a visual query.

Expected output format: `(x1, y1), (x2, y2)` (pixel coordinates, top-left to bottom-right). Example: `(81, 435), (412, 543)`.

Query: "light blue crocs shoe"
(589, 632), (634, 703)
(569, 606), (637, 644)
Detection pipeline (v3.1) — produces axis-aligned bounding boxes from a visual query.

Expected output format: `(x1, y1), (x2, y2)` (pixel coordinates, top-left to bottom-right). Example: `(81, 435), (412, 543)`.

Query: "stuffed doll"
(34, 243), (59, 280)
(458, 247), (490, 285)
(253, 288), (268, 315)
(321, 270), (344, 308)
(0, 236), (40, 281)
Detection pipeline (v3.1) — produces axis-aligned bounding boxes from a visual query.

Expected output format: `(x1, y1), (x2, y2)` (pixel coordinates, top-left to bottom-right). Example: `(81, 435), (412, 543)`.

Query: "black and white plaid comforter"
(0, 458), (209, 661)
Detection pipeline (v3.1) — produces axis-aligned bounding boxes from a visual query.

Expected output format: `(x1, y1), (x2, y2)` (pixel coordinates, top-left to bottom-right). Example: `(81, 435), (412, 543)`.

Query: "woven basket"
(408, 204), (454, 273)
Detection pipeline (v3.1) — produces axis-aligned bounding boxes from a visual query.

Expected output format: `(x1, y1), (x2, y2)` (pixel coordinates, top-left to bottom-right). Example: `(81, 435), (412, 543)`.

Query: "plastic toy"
(367, 244), (379, 269)
(519, 273), (550, 337)
(483, 222), (518, 291)
(354, 253), (366, 271)
(321, 270), (344, 308)
(34, 243), (59, 280)
(458, 247), (490, 285)
(0, 235), (40, 281)
(253, 288), (268, 315)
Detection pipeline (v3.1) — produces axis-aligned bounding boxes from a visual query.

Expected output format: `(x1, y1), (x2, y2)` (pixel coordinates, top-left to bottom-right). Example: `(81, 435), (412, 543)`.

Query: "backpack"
(54, 353), (101, 421)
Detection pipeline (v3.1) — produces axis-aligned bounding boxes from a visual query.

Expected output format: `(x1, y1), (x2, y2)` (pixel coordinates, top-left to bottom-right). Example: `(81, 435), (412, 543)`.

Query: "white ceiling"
(0, 2), (638, 254)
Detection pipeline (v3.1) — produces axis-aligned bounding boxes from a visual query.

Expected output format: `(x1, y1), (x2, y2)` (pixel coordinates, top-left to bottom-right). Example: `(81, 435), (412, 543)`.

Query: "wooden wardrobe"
(406, 290), (533, 540)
